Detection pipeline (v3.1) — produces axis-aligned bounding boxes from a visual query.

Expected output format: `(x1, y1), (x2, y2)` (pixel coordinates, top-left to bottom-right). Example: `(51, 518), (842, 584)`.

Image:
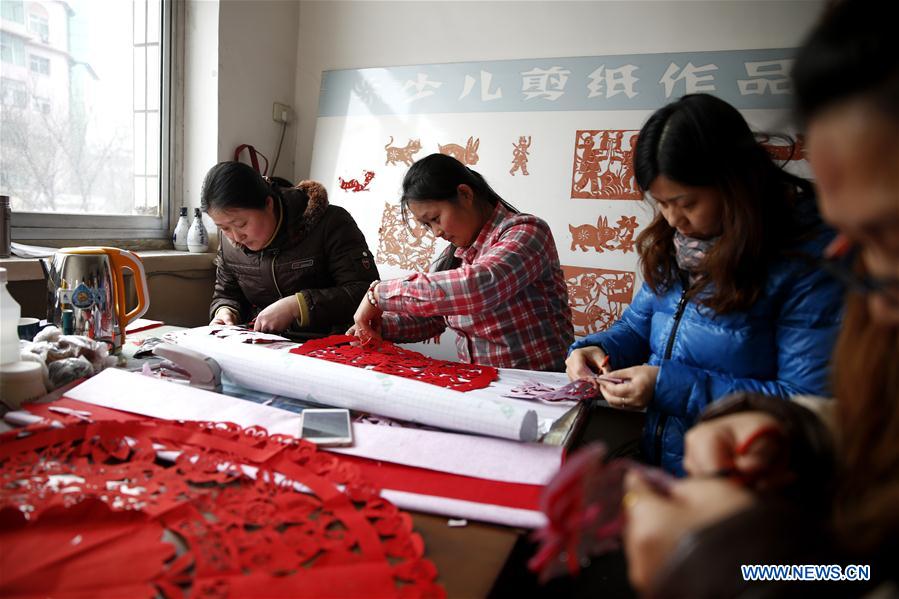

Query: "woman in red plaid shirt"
(349, 154), (573, 371)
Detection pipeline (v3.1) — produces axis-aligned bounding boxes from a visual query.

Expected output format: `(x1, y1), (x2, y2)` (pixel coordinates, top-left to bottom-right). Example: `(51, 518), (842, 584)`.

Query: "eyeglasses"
(819, 234), (899, 305)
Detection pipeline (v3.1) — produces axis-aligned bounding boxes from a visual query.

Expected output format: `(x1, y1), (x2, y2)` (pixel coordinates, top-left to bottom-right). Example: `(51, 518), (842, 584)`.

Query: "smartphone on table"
(300, 409), (353, 446)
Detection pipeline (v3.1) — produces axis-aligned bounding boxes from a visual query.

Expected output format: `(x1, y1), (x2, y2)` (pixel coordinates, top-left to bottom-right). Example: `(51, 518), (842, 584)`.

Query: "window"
(32, 95), (50, 114)
(1, 78), (27, 108)
(0, 32), (25, 66)
(1, 0), (24, 24)
(5, 0), (172, 240)
(28, 13), (49, 43)
(28, 54), (49, 75)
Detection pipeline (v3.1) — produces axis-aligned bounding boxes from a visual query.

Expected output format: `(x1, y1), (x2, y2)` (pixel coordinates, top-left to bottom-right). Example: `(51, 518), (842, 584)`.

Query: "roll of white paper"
(174, 334), (539, 442)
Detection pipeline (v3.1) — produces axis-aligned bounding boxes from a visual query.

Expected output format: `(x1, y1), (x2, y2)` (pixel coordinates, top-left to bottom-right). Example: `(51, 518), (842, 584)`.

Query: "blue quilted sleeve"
(653, 262), (843, 423)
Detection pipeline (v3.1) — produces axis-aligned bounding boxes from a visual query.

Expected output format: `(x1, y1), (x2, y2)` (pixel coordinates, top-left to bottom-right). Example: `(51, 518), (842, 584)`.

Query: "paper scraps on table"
(208, 325), (289, 344)
(504, 379), (601, 403)
(290, 335), (498, 392)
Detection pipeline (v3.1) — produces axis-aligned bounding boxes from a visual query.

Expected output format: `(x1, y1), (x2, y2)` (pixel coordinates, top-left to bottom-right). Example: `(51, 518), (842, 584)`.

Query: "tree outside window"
(1, 0), (170, 235)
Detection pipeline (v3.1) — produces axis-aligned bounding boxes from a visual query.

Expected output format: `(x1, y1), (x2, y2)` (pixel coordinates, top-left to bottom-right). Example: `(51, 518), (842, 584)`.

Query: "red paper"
(290, 335), (498, 392)
(0, 419), (445, 598)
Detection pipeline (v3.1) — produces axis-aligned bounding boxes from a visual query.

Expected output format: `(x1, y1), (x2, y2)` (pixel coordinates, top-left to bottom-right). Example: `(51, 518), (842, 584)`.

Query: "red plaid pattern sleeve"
(380, 312), (446, 343)
(375, 204), (574, 371)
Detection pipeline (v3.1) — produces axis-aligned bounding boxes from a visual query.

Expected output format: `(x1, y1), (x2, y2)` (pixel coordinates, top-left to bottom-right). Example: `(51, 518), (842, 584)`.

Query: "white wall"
(180, 0), (219, 227)
(179, 0), (299, 246)
(293, 0), (826, 180)
(217, 0), (299, 178)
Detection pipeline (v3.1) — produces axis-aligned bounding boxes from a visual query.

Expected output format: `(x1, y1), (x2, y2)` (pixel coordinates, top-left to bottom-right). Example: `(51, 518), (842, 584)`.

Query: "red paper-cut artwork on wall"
(563, 265), (636, 336)
(290, 334), (497, 392)
(569, 215), (639, 253)
(438, 136), (480, 166)
(571, 130), (640, 200)
(0, 419), (444, 598)
(338, 170), (375, 192)
(509, 135), (531, 176)
(376, 203), (438, 272)
(384, 137), (422, 166)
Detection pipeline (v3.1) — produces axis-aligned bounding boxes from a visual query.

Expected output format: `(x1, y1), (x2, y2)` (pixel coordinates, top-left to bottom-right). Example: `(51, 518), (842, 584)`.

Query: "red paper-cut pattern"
(571, 130), (640, 200)
(569, 214), (639, 253)
(0, 419), (444, 599)
(290, 335), (497, 392)
(529, 443), (674, 583)
(385, 137), (422, 167)
(563, 266), (636, 337)
(437, 136), (480, 166)
(377, 203), (438, 272)
(509, 135), (531, 176)
(338, 170), (376, 192)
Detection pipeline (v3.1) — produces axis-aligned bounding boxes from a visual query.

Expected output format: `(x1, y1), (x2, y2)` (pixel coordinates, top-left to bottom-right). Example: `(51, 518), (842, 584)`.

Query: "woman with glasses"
(565, 93), (845, 475)
(620, 0), (899, 595)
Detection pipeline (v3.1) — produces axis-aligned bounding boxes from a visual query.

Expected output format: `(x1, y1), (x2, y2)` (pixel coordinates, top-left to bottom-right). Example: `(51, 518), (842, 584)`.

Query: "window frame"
(28, 54), (49, 75)
(10, 0), (174, 241)
(28, 13), (50, 44)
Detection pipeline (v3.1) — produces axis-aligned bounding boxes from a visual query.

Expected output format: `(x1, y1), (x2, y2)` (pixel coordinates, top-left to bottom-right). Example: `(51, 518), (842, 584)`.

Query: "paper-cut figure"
(438, 136), (480, 166)
(384, 137), (422, 166)
(563, 266), (635, 337)
(510, 136), (531, 176)
(338, 170), (375, 193)
(376, 203), (437, 272)
(569, 214), (639, 253)
(571, 130), (641, 200)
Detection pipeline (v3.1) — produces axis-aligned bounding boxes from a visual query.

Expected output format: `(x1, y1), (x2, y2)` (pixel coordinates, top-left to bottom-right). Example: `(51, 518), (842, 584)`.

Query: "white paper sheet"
(68, 368), (304, 437)
(172, 331), (547, 441)
(66, 369), (563, 485)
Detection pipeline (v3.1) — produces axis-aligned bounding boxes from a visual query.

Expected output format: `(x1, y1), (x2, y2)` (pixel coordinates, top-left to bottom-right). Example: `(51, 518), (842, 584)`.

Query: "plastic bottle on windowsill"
(187, 208), (209, 253)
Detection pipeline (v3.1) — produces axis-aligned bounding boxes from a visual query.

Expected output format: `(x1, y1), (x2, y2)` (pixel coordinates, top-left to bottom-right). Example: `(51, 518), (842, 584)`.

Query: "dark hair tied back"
(399, 154), (516, 225)
(201, 161), (285, 212)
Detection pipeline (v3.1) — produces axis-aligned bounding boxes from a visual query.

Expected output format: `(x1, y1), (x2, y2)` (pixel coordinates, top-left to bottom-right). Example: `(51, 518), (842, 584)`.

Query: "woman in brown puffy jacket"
(202, 161), (379, 337)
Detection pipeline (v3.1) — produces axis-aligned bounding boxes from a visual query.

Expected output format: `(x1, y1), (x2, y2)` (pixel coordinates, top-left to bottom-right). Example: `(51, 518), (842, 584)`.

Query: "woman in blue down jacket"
(565, 93), (844, 475)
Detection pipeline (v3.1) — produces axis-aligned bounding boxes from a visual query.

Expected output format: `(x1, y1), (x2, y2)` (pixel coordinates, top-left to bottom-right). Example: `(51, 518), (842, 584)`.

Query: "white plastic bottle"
(172, 206), (190, 251)
(0, 267), (22, 365)
(187, 208), (209, 253)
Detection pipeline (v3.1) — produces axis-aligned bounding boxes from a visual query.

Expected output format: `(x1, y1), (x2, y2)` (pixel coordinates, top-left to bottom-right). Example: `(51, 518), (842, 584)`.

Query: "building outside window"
(0, 32), (26, 66)
(32, 95), (50, 114)
(28, 13), (49, 43)
(1, 0), (172, 240)
(1, 0), (25, 24)
(28, 54), (49, 74)
(1, 77), (27, 107)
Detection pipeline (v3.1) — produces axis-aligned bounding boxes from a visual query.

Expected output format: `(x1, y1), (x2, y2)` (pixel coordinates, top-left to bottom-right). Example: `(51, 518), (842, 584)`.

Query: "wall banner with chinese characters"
(310, 48), (806, 360)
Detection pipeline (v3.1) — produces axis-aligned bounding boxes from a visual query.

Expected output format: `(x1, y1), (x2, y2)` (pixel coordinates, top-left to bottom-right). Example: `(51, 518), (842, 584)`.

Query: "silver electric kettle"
(43, 247), (150, 351)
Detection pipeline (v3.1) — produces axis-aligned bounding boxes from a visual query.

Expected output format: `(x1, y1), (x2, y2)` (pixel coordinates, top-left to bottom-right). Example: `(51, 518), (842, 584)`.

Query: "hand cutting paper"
(528, 443), (674, 582)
